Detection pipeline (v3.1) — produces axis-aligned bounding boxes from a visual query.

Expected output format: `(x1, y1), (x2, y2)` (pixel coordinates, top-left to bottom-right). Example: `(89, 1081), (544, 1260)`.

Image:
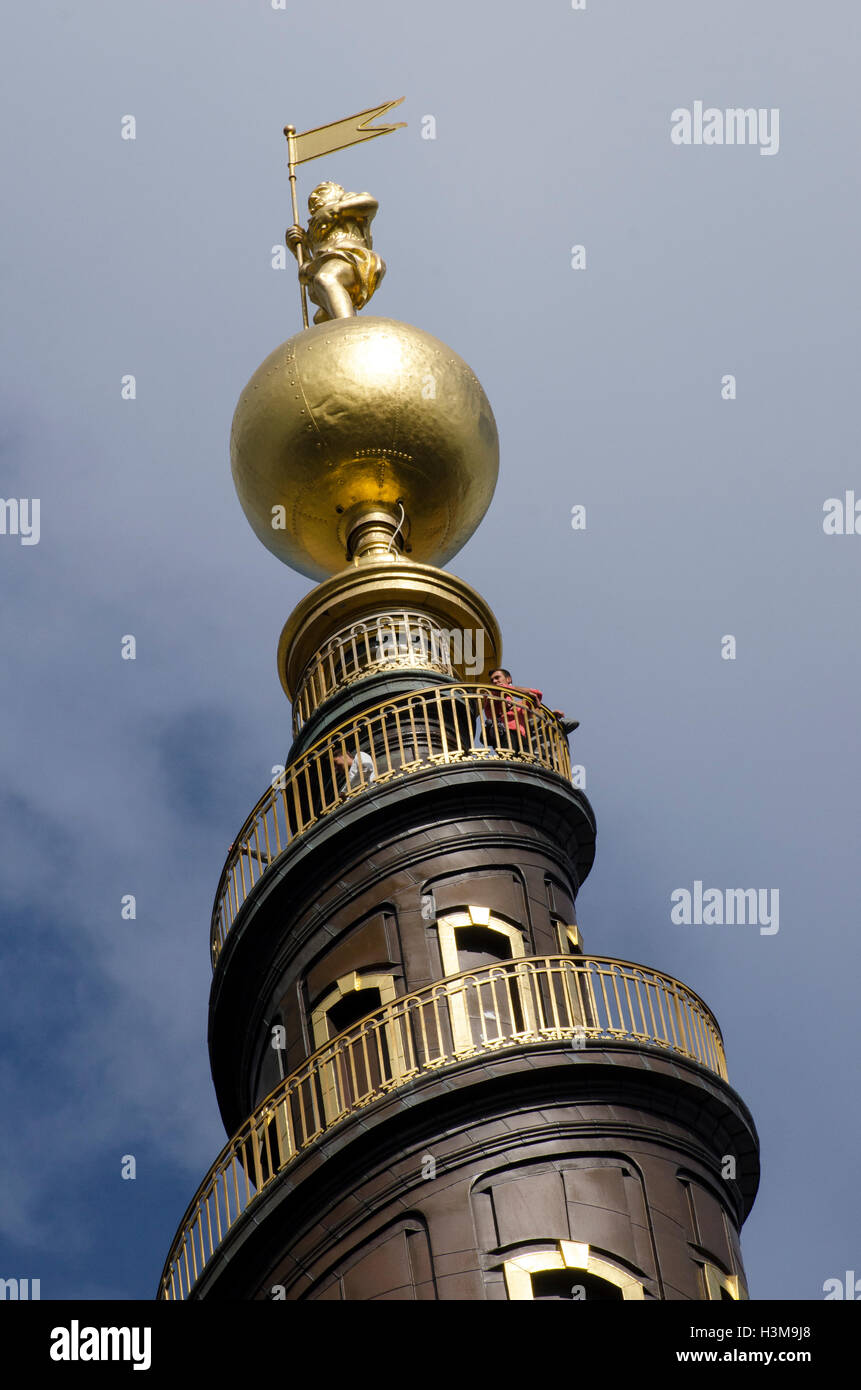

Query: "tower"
(158, 112), (759, 1303)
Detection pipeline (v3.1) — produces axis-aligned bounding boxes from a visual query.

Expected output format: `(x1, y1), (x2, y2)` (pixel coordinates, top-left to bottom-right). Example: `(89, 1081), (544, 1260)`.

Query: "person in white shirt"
(333, 747), (376, 791)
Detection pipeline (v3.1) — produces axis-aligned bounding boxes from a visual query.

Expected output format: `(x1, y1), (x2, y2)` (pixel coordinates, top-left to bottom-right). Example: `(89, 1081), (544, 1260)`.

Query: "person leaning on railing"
(333, 747), (376, 792)
(226, 840), (269, 865)
(482, 668), (580, 747)
(225, 746), (377, 870)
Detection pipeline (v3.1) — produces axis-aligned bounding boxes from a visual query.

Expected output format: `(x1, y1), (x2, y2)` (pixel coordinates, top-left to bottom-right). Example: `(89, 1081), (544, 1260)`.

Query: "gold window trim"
(503, 1241), (645, 1301)
(311, 970), (398, 1049)
(311, 971), (405, 1124)
(437, 905), (525, 976)
(437, 907), (537, 1053)
(703, 1263), (746, 1301)
(554, 922), (582, 954)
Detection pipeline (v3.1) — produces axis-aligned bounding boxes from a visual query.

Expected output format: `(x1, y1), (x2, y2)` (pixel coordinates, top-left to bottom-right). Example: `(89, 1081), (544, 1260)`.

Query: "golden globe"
(230, 316), (499, 580)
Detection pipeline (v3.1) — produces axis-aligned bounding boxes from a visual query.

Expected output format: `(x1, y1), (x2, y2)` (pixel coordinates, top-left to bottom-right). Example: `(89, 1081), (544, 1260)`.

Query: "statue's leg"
(305, 283), (330, 325)
(315, 262), (357, 320)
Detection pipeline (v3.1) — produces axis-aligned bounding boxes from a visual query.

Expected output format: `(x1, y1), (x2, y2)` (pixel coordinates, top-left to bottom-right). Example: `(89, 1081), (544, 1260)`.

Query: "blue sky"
(1, 0), (858, 1299)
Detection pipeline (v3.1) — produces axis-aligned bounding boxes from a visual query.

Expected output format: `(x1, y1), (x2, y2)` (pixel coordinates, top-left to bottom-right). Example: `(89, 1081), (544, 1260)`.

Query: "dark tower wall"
(161, 585), (759, 1304)
(192, 1047), (756, 1301)
(208, 764), (596, 1128)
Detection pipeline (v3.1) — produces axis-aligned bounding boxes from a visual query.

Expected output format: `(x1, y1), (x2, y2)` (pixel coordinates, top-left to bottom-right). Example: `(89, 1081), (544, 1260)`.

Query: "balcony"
(291, 611), (459, 734)
(212, 684), (572, 966)
(158, 953), (727, 1301)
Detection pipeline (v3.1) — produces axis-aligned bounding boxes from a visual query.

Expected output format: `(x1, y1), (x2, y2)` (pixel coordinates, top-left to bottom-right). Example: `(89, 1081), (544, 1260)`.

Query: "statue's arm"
(285, 224), (308, 260)
(334, 192), (378, 221)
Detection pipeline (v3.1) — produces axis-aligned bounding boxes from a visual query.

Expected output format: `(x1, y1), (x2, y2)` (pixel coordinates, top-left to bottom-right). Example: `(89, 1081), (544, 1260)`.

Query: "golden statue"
(286, 182), (385, 323)
(230, 99), (498, 582)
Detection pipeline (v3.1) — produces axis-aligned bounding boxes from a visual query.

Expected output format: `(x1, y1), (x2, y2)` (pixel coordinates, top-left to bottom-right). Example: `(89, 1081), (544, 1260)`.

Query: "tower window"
(553, 921), (582, 954)
(531, 1268), (623, 1301)
(702, 1263), (745, 1300)
(455, 924), (513, 972)
(436, 908), (532, 1049)
(326, 986), (382, 1036)
(310, 972), (406, 1124)
(436, 906), (525, 977)
(503, 1242), (644, 1300)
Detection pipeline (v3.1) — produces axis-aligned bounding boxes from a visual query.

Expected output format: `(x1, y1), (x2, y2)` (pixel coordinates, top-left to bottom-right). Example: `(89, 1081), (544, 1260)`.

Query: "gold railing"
(212, 684), (570, 965)
(158, 954), (727, 1301)
(292, 611), (458, 733)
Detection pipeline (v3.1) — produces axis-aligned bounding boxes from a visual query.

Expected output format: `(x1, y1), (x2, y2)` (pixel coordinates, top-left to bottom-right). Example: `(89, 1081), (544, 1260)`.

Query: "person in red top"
(482, 668), (579, 746)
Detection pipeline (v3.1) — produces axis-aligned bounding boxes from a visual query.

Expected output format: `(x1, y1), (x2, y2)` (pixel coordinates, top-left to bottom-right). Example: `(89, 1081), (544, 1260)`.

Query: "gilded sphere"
(230, 316), (499, 580)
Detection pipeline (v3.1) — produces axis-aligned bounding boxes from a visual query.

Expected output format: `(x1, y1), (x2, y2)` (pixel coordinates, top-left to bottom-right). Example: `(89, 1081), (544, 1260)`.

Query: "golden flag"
(285, 98), (406, 166)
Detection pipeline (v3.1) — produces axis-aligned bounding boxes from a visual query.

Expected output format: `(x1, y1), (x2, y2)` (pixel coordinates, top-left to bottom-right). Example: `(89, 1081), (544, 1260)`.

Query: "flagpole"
(284, 125), (309, 329)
